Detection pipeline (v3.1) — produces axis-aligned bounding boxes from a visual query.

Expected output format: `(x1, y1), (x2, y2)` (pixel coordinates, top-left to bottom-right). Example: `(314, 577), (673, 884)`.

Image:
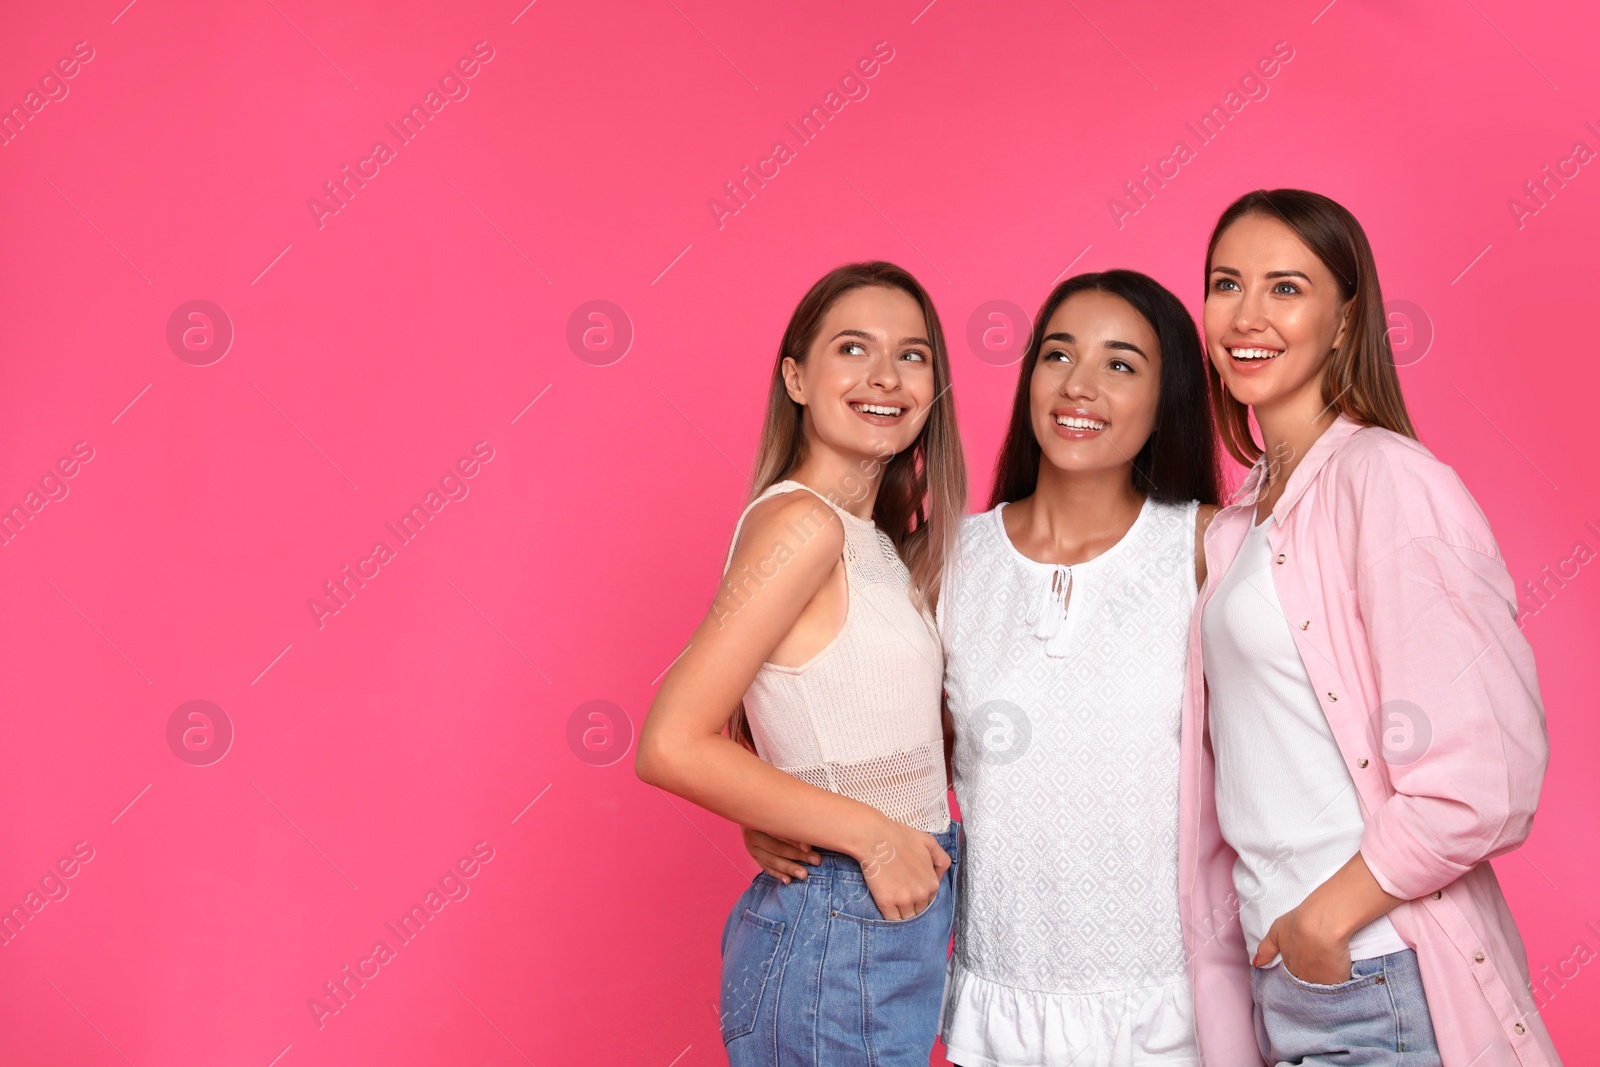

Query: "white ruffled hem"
(939, 961), (1200, 1067)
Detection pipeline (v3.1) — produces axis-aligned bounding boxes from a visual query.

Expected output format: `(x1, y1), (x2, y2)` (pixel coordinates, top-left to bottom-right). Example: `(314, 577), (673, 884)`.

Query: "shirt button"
(1357, 757), (1369, 768)
(1299, 620), (1310, 629)
(1326, 691), (1339, 702)
(1515, 1024), (1526, 1035)
(1474, 951), (1486, 963)
(1275, 553), (1287, 564)
(1431, 891), (1442, 900)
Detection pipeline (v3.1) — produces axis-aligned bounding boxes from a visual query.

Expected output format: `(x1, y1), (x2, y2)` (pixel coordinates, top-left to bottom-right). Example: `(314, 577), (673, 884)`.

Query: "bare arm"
(637, 491), (948, 916)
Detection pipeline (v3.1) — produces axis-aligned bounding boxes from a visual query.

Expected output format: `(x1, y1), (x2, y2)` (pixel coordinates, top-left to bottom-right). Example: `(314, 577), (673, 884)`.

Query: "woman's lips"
(1052, 410), (1107, 439)
(847, 400), (908, 425)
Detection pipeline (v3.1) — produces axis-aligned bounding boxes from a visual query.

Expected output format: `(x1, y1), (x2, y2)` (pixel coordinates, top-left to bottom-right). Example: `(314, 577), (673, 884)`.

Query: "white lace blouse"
(938, 500), (1200, 1067)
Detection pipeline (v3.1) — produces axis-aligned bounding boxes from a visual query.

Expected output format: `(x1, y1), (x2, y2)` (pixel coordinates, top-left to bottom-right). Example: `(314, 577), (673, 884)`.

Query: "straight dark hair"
(1203, 188), (1417, 466)
(988, 269), (1222, 509)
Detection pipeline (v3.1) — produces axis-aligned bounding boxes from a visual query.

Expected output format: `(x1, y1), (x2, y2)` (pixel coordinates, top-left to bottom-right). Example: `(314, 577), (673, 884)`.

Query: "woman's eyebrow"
(1043, 331), (1146, 360)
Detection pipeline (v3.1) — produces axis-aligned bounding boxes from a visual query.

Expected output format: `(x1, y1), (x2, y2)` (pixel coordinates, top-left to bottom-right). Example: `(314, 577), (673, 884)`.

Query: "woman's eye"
(1273, 281), (1301, 295)
(1210, 277), (1238, 293)
(1110, 358), (1134, 373)
(900, 349), (927, 362)
(841, 341), (868, 356)
(1044, 349), (1070, 363)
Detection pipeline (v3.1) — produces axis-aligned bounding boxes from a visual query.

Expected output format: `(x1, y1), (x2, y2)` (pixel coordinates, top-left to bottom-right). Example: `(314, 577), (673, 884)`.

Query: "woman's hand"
(855, 817), (950, 921)
(741, 827), (820, 884)
(1254, 851), (1405, 983)
(1255, 903), (1353, 984)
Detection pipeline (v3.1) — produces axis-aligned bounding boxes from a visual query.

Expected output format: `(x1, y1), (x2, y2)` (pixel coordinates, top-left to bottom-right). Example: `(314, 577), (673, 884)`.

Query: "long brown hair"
(749, 261), (967, 611)
(1203, 188), (1416, 466)
(730, 262), (966, 751)
(988, 269), (1222, 510)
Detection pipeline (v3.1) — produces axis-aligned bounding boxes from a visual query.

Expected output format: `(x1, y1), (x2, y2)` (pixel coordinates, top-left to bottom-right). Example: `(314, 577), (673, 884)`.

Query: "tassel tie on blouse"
(1025, 565), (1074, 658)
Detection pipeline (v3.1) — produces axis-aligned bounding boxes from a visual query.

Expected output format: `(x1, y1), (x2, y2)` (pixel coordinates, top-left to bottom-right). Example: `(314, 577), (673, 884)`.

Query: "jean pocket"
(720, 909), (784, 1044)
(1279, 957), (1383, 994)
(829, 876), (948, 928)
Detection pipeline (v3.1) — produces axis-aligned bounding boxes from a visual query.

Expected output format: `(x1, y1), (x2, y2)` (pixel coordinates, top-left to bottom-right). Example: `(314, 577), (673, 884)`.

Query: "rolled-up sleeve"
(1355, 534), (1550, 901)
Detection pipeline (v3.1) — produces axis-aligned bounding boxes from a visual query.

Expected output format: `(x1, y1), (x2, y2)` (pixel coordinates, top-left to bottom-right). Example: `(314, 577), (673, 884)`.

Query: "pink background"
(2, 1), (1597, 1064)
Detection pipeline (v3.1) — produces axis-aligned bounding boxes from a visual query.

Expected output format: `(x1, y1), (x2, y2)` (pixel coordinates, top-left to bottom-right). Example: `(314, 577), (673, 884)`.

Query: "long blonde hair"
(1203, 189), (1417, 466)
(731, 261), (966, 749)
(749, 260), (966, 610)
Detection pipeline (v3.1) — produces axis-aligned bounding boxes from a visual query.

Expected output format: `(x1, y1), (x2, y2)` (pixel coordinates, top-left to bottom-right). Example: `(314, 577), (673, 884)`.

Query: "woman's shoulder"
(954, 504), (1005, 553)
(940, 508), (1009, 600)
(1324, 424), (1498, 556)
(727, 486), (847, 572)
(1141, 495), (1205, 547)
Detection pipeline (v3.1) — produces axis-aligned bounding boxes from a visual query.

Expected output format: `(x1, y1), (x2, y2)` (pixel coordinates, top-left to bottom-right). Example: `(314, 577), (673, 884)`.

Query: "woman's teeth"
(1230, 347), (1282, 361)
(853, 402), (905, 416)
(1055, 415), (1106, 430)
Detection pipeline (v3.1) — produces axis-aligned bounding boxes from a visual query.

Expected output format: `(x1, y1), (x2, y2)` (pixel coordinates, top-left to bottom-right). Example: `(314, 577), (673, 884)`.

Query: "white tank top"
(724, 479), (949, 834)
(939, 498), (1200, 1066)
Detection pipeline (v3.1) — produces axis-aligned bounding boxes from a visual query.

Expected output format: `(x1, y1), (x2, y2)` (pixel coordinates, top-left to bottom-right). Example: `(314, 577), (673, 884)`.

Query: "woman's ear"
(780, 356), (806, 405)
(1331, 298), (1355, 353)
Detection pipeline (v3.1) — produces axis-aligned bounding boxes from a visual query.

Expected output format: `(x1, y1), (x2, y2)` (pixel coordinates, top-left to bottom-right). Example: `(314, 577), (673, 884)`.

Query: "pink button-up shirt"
(1178, 414), (1562, 1066)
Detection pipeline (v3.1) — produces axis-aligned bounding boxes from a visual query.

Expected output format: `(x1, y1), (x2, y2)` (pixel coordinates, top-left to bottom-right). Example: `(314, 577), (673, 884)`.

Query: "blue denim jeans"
(719, 821), (960, 1066)
(1251, 948), (1441, 1066)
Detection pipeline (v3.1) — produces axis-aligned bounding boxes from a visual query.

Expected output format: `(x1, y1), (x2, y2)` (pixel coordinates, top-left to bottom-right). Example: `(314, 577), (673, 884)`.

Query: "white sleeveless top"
(724, 479), (949, 834)
(938, 498), (1200, 1067)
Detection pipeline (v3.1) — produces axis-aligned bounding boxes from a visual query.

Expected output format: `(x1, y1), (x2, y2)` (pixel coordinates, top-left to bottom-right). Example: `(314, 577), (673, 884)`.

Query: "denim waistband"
(805, 820), (961, 881)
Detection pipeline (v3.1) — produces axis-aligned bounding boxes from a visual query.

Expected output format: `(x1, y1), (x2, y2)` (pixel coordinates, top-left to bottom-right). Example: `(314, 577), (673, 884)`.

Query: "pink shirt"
(1178, 414), (1562, 1067)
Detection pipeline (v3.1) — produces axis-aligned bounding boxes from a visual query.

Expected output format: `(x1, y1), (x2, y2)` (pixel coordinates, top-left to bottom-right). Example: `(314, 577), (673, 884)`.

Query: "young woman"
(748, 269), (1225, 1066)
(1181, 188), (1562, 1066)
(635, 261), (968, 1066)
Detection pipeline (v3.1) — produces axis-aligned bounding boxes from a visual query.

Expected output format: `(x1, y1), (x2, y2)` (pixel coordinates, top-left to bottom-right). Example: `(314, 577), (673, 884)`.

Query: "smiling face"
(1204, 212), (1353, 416)
(781, 284), (937, 464)
(1028, 289), (1162, 477)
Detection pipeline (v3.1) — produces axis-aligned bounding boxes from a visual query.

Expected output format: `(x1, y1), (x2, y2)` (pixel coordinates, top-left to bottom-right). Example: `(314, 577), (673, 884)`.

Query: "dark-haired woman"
(637, 262), (968, 1066)
(748, 269), (1223, 1065)
(1181, 189), (1561, 1066)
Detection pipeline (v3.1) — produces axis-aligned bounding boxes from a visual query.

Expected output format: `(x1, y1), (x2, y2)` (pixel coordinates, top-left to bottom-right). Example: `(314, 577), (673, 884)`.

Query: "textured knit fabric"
(1179, 415), (1560, 1067)
(937, 498), (1201, 1066)
(1202, 513), (1407, 965)
(724, 479), (949, 834)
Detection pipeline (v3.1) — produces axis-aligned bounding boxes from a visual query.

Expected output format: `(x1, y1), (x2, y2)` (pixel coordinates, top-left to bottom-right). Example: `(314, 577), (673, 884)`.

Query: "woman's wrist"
(1302, 852), (1403, 943)
(841, 809), (893, 863)
(1299, 889), (1361, 944)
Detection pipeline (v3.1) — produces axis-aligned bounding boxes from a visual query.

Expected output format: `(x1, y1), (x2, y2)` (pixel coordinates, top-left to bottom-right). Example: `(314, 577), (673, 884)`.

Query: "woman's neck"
(1254, 387), (1339, 512)
(788, 447), (887, 520)
(1006, 463), (1144, 566)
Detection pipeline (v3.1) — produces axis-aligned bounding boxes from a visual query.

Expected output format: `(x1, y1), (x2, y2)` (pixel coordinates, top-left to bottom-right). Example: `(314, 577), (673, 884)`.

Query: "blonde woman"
(636, 261), (968, 1066)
